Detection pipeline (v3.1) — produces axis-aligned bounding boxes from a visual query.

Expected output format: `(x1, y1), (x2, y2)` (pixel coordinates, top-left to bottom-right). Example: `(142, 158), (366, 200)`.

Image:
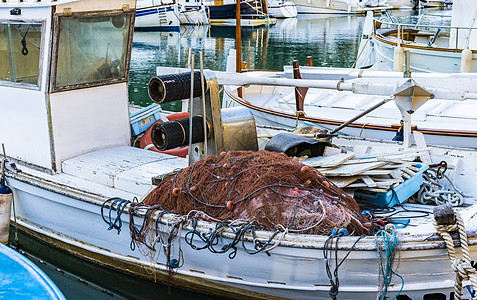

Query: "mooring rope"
(434, 208), (477, 300)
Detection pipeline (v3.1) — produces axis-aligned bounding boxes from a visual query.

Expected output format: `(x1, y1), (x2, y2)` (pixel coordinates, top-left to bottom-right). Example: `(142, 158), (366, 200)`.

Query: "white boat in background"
(294, 0), (392, 14)
(356, 1), (477, 72)
(136, 0), (181, 31)
(214, 49), (477, 148)
(5, 1), (477, 300)
(178, 0), (210, 25)
(267, 0), (297, 18)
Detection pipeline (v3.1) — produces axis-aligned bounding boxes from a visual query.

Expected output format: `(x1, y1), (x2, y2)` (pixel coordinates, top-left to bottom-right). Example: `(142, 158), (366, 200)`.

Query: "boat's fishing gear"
(418, 161), (465, 207)
(323, 232), (365, 300)
(148, 71), (258, 165)
(100, 197), (131, 234)
(434, 204), (477, 300)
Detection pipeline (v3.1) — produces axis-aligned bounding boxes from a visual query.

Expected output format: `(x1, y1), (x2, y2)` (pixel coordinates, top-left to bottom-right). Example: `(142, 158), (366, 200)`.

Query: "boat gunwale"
(372, 33), (472, 53)
(224, 84), (477, 139)
(7, 154), (477, 252)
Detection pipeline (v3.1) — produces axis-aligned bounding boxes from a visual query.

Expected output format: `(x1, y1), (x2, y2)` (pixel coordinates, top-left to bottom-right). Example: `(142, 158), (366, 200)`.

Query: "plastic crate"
(129, 103), (162, 136)
(354, 163), (429, 208)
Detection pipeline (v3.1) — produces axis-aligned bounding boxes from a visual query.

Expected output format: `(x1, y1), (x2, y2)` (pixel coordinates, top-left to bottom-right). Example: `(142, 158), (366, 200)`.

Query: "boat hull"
(294, 0), (391, 14)
(371, 35), (477, 73)
(135, 5), (180, 31)
(268, 1), (297, 18)
(179, 7), (210, 25)
(6, 164), (477, 300)
(208, 0), (266, 20)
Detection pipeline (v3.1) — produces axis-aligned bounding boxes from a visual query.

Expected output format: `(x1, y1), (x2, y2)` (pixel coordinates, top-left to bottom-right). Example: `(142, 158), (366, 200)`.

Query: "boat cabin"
(0, 0), (136, 173)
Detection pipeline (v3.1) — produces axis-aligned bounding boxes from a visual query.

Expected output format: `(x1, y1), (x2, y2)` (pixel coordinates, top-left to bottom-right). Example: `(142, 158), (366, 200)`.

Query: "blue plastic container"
(354, 163), (429, 207)
(129, 103), (163, 136)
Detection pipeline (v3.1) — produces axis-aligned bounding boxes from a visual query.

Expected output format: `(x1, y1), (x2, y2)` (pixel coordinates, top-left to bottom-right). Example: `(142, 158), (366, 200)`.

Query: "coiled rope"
(434, 205), (477, 300)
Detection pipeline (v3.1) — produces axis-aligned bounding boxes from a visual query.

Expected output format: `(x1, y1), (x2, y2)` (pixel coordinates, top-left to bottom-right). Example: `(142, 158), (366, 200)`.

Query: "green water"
(128, 15), (366, 110)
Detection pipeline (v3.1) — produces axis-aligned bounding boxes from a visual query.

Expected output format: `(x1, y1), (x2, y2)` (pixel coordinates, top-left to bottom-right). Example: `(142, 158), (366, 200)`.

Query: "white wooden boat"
(136, 0), (181, 31)
(3, 1), (477, 300)
(356, 1), (477, 72)
(267, 0), (297, 18)
(294, 0), (392, 14)
(219, 64), (477, 148)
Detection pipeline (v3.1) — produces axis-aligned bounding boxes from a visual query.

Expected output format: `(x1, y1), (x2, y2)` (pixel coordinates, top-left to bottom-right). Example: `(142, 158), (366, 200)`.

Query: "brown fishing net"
(142, 150), (369, 236)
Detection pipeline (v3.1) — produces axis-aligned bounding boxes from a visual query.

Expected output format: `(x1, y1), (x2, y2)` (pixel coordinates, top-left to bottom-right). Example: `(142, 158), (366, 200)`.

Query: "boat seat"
(62, 146), (187, 196)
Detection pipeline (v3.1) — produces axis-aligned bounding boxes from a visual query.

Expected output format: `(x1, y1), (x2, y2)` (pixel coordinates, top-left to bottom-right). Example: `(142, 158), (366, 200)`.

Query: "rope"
(295, 110), (306, 127)
(324, 233), (365, 300)
(374, 228), (404, 300)
(434, 209), (477, 300)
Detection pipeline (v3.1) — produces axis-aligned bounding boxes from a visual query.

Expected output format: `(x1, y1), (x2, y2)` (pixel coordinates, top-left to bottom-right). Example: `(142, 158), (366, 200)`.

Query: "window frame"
(49, 9), (135, 93)
(0, 19), (45, 90)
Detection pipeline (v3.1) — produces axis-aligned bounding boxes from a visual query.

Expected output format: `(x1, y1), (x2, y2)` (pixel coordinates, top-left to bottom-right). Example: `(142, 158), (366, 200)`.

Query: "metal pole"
(188, 55), (195, 165)
(236, 0), (242, 98)
(199, 52), (208, 157)
(330, 98), (392, 135)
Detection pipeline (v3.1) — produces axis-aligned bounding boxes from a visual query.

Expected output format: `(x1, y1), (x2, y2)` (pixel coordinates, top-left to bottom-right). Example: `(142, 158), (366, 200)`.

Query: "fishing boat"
(294, 0), (392, 15)
(0, 244), (66, 299)
(3, 1), (477, 299)
(356, 1), (477, 72)
(267, 0), (297, 18)
(206, 0), (276, 27)
(136, 0), (181, 31)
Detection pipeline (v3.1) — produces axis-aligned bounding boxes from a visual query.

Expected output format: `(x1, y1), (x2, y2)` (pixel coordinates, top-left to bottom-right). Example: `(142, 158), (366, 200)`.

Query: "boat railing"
(374, 17), (477, 49)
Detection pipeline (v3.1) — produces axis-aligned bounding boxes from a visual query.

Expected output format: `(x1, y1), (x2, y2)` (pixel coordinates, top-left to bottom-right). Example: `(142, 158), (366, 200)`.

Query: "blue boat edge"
(0, 243), (66, 300)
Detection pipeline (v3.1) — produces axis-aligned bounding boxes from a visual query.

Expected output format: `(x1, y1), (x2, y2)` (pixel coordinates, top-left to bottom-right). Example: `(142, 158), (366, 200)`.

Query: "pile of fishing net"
(142, 150), (369, 236)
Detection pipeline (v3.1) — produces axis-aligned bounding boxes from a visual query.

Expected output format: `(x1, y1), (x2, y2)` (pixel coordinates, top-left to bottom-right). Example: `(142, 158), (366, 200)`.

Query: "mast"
(236, 0), (242, 97)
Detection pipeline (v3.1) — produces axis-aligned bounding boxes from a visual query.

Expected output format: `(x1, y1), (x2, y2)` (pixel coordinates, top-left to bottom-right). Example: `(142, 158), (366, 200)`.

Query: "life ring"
(140, 112), (190, 158)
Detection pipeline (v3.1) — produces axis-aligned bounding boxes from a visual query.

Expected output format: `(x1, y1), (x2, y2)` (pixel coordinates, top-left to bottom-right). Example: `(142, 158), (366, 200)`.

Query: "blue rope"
(101, 198), (131, 234)
(374, 228), (404, 300)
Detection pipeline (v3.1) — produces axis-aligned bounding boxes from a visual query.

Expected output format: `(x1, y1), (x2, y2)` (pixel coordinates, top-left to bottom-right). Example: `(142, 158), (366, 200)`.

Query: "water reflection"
(129, 15), (364, 107)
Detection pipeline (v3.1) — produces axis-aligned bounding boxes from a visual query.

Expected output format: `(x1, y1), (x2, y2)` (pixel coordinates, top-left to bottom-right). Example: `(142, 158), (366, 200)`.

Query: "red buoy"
(172, 188), (181, 197)
(226, 201), (234, 211)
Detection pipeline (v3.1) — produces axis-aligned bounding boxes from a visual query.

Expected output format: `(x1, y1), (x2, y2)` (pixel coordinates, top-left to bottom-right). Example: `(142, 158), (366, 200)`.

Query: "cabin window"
(51, 11), (133, 92)
(0, 21), (43, 87)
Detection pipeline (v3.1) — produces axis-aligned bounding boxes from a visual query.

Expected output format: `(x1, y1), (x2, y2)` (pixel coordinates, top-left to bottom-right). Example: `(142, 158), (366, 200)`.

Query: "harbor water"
(13, 8), (451, 299)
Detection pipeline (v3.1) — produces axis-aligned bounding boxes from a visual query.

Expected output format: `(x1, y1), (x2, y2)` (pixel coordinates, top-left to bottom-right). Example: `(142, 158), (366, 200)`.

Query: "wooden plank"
(347, 182), (392, 189)
(327, 176), (360, 188)
(389, 169), (403, 180)
(413, 131), (432, 163)
(401, 167), (417, 177)
(360, 169), (393, 176)
(343, 149), (428, 165)
(361, 175), (377, 187)
(303, 152), (354, 168)
(320, 161), (387, 176)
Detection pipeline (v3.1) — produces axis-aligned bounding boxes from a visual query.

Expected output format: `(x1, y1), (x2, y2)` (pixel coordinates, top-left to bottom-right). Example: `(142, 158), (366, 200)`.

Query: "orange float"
(140, 112), (190, 158)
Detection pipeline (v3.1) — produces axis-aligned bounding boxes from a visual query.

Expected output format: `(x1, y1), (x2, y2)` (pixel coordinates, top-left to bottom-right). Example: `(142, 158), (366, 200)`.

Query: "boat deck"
(62, 146), (187, 196)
